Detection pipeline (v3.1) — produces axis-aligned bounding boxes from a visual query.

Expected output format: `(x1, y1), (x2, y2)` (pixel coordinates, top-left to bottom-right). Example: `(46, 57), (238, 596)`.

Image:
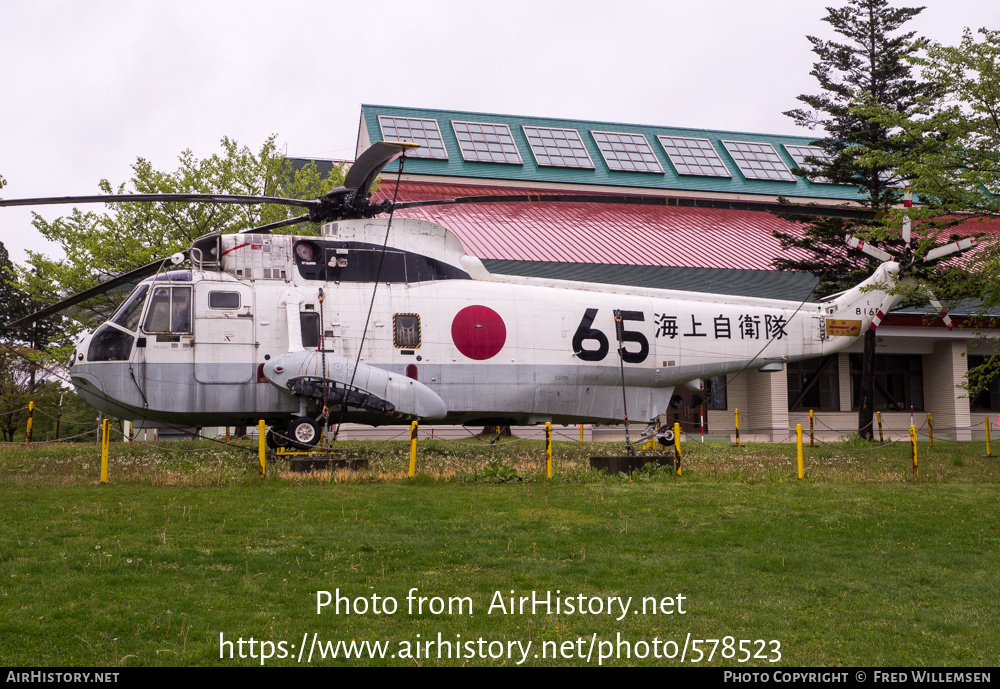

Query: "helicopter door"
(193, 283), (255, 384)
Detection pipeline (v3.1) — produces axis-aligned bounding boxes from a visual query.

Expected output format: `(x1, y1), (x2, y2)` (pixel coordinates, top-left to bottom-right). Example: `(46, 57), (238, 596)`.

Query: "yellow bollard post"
(25, 401), (33, 444)
(927, 413), (933, 449)
(673, 422), (682, 476)
(408, 421), (418, 478)
(910, 424), (918, 477)
(734, 408), (740, 447)
(225, 426), (230, 444)
(986, 416), (992, 457)
(877, 411), (883, 443)
(100, 419), (110, 484)
(809, 410), (814, 447)
(545, 422), (553, 479)
(796, 424), (804, 479)
(579, 423), (584, 443)
(258, 420), (266, 479)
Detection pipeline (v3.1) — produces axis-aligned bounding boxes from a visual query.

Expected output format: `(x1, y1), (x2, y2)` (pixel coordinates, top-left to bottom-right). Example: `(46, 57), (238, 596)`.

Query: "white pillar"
(923, 341), (972, 441)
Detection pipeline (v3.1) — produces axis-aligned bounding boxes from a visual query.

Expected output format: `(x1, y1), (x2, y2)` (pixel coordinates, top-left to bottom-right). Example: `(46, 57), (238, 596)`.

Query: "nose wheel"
(286, 417), (322, 450)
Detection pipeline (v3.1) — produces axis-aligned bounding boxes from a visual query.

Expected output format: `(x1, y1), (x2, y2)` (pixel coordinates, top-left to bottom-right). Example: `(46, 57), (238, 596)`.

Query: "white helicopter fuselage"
(67, 217), (902, 429)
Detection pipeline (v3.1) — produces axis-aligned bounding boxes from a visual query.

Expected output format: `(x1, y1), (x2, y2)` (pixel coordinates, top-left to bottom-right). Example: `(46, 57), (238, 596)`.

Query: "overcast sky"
(1, 0), (997, 265)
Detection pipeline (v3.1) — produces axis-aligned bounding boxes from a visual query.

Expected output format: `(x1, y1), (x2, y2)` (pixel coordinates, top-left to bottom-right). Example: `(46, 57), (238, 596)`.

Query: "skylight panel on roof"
(451, 121), (523, 164)
(784, 144), (832, 183)
(657, 136), (731, 177)
(721, 141), (796, 181)
(590, 131), (663, 173)
(522, 126), (594, 168)
(377, 116), (448, 159)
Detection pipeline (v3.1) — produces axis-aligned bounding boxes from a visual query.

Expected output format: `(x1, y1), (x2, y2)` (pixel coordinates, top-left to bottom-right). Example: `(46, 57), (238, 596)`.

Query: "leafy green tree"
(24, 136), (345, 332)
(856, 28), (1000, 398)
(858, 28), (1000, 219)
(777, 0), (934, 440)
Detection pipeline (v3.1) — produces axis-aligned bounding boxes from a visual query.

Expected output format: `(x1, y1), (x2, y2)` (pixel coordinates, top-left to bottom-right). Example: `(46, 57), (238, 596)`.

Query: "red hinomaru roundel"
(451, 305), (506, 360)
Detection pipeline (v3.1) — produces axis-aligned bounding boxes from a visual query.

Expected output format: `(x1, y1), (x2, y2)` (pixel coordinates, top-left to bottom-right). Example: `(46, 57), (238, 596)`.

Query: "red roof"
(374, 181), (998, 271)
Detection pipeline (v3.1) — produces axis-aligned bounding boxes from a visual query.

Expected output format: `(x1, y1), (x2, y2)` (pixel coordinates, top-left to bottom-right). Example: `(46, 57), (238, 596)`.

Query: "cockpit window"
(88, 324), (134, 361)
(111, 284), (149, 332)
(143, 286), (192, 334)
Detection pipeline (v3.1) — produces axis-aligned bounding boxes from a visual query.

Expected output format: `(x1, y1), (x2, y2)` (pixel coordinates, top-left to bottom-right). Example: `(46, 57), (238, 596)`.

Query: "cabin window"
(968, 356), (1000, 412)
(850, 354), (924, 411)
(393, 314), (421, 348)
(88, 324), (134, 361)
(143, 286), (192, 334)
(787, 355), (840, 411)
(300, 312), (321, 349)
(111, 284), (149, 332)
(209, 291), (241, 309)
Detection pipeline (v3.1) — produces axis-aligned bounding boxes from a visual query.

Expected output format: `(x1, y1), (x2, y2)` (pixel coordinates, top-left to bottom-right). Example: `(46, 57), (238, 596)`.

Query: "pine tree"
(777, 0), (933, 440)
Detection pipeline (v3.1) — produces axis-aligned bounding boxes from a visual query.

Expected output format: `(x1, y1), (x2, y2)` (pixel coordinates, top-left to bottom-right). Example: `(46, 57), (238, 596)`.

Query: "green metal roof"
(481, 260), (820, 301)
(360, 104), (870, 203)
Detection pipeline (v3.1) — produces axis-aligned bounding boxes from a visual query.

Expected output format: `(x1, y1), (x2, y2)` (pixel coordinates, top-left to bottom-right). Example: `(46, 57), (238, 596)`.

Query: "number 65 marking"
(572, 308), (648, 364)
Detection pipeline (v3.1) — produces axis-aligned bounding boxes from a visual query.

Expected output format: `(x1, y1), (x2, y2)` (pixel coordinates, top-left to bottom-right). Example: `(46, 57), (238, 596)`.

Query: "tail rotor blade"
(926, 237), (977, 262)
(846, 235), (893, 262)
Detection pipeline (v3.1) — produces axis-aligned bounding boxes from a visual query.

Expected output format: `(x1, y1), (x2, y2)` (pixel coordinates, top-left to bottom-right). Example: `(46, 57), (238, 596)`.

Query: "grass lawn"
(0, 436), (997, 666)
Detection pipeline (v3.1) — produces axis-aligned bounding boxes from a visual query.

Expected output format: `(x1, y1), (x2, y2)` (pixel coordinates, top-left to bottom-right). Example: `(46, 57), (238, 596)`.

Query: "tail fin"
(827, 262), (903, 333)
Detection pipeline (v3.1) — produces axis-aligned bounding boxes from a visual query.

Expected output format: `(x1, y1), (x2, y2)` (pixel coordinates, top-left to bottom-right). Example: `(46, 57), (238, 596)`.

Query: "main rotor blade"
(238, 213), (312, 235)
(393, 193), (881, 220)
(4, 255), (181, 330)
(846, 235), (893, 262)
(0, 193), (317, 209)
(344, 141), (420, 198)
(925, 237), (977, 262)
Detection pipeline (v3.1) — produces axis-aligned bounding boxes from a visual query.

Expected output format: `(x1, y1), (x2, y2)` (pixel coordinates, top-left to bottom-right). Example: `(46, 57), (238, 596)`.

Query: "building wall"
(922, 341), (972, 441)
(705, 343), (982, 443)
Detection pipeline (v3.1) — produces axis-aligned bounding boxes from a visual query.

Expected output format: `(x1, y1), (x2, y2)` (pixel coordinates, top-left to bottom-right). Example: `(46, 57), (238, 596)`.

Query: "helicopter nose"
(70, 333), (92, 366)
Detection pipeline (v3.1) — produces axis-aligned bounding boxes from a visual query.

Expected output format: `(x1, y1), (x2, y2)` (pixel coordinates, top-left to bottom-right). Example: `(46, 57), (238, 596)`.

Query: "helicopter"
(1, 141), (975, 450)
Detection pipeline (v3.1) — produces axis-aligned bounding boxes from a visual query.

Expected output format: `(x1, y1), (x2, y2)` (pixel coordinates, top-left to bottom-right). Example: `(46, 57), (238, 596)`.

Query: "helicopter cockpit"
(76, 270), (194, 365)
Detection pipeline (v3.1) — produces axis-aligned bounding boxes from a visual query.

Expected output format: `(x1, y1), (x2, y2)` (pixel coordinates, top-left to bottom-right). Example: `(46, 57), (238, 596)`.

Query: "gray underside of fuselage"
(69, 359), (745, 427)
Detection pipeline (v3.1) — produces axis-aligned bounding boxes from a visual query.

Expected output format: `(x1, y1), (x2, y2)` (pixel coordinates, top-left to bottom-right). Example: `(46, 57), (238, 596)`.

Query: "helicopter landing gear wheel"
(286, 417), (321, 450)
(265, 427), (289, 451)
(656, 428), (675, 446)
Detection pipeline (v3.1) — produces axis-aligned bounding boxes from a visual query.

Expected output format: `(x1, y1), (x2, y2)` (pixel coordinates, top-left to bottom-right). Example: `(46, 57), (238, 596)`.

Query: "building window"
(968, 356), (1000, 412)
(706, 376), (727, 410)
(452, 121), (523, 164)
(590, 131), (663, 173)
(850, 354), (924, 411)
(522, 126), (595, 168)
(377, 116), (448, 159)
(787, 355), (840, 411)
(783, 144), (832, 183)
(657, 136), (731, 177)
(721, 140), (797, 181)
